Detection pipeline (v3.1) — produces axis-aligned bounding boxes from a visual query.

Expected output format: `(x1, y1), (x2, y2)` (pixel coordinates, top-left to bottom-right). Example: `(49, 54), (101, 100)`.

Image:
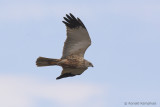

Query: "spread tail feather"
(36, 57), (60, 67)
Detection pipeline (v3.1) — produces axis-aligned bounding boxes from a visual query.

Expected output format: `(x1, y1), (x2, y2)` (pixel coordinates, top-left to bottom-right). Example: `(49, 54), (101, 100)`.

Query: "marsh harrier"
(36, 13), (93, 80)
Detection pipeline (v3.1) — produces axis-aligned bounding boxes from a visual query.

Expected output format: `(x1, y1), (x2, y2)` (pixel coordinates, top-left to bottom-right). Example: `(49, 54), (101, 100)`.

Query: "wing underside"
(56, 68), (87, 80)
(62, 13), (91, 59)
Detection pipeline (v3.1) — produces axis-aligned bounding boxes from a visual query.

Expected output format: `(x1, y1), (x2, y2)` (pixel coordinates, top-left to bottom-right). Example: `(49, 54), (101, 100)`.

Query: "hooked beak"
(91, 64), (94, 67)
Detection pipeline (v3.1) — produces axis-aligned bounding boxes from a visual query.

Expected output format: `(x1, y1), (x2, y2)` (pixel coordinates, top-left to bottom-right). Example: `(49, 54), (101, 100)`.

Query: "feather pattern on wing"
(62, 13), (91, 59)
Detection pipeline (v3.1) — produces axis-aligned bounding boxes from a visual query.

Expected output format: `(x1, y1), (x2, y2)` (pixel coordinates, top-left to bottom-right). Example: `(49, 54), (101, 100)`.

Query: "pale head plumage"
(84, 60), (94, 67)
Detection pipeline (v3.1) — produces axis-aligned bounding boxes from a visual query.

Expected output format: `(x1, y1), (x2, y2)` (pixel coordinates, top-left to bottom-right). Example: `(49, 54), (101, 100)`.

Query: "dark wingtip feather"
(69, 13), (76, 20)
(56, 73), (75, 80)
(62, 13), (86, 29)
(62, 21), (72, 28)
(63, 17), (70, 23)
(77, 18), (86, 29)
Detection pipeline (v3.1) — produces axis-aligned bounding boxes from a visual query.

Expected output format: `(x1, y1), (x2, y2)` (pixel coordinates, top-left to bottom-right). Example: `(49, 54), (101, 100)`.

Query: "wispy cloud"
(0, 75), (104, 107)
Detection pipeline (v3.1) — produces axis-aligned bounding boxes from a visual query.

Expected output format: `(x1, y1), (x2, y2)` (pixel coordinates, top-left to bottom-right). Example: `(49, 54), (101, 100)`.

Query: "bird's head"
(85, 60), (94, 67)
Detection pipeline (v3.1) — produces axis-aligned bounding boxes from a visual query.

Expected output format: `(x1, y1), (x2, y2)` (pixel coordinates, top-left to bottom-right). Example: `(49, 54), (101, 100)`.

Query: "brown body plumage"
(36, 56), (91, 69)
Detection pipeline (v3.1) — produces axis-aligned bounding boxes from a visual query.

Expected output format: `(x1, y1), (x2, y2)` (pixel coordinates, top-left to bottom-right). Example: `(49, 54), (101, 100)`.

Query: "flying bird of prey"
(36, 13), (93, 80)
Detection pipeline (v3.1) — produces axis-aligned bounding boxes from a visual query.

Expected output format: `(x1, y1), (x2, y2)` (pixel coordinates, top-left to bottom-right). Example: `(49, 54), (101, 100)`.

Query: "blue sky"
(0, 0), (160, 107)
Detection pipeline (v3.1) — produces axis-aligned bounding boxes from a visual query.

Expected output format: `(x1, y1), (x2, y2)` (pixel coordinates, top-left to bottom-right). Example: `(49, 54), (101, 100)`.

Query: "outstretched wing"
(62, 13), (91, 59)
(56, 68), (87, 80)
